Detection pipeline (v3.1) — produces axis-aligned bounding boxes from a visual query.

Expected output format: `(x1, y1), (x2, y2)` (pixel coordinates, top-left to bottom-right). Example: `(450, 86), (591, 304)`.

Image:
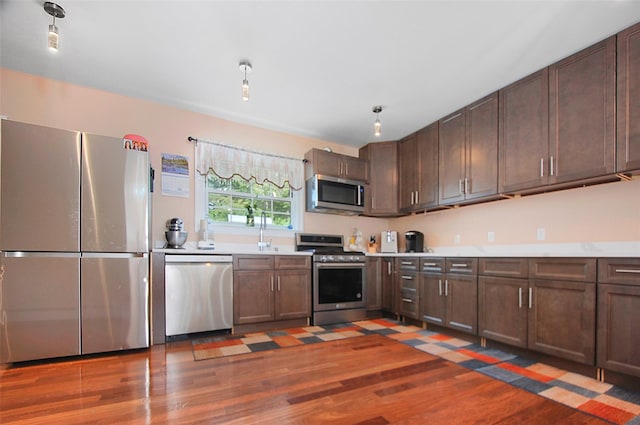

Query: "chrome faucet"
(258, 211), (271, 251)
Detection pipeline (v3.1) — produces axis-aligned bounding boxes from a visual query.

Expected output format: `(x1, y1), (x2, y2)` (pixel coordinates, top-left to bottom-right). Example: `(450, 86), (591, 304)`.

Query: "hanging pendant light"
(239, 62), (252, 102)
(372, 106), (383, 137)
(44, 2), (65, 52)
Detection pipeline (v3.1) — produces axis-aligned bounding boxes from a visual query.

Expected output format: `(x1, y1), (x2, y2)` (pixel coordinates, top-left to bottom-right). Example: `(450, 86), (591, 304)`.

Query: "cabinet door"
(617, 22), (640, 172)
(421, 274), (446, 326)
(309, 149), (342, 177)
(233, 271), (274, 324)
(275, 269), (310, 320)
(597, 283), (640, 377)
(416, 123), (440, 209)
(478, 276), (527, 348)
(465, 93), (498, 201)
(398, 134), (418, 211)
(366, 258), (382, 311)
(549, 37), (616, 183)
(439, 110), (466, 205)
(343, 156), (368, 182)
(365, 142), (398, 215)
(528, 279), (596, 365)
(381, 258), (397, 313)
(445, 274), (478, 335)
(499, 69), (549, 193)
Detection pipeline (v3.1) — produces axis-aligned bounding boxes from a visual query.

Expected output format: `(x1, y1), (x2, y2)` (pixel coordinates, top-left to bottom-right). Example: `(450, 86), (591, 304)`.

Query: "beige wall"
(394, 179), (640, 252)
(2, 68), (637, 252)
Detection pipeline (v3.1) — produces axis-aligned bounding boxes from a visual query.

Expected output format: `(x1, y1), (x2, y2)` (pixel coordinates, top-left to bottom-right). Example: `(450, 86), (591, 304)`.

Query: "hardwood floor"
(0, 334), (611, 424)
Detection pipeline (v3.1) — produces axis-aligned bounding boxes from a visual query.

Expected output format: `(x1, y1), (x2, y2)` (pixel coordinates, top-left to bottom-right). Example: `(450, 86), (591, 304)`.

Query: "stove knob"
(325, 255), (334, 262)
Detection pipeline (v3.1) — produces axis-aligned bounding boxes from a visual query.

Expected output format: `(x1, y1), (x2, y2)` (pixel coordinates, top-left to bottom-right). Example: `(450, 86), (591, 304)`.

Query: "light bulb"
(242, 79), (249, 102)
(374, 118), (381, 137)
(48, 24), (59, 51)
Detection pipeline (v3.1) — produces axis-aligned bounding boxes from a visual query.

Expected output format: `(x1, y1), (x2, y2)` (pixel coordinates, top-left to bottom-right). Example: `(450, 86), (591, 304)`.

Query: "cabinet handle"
(540, 158), (544, 177)
(387, 262), (392, 275)
(372, 196), (375, 210)
(401, 275), (413, 280)
(401, 261), (414, 265)
(438, 279), (443, 296)
(424, 262), (437, 267)
(528, 287), (533, 309)
(445, 280), (449, 297)
(271, 276), (274, 292)
(550, 156), (554, 176)
(415, 191), (419, 204)
(615, 268), (640, 274)
(451, 263), (468, 268)
(464, 178), (469, 194)
(345, 162), (349, 176)
(459, 179), (463, 195)
(402, 298), (413, 303)
(410, 191), (415, 205)
(518, 287), (523, 308)
(277, 275), (281, 291)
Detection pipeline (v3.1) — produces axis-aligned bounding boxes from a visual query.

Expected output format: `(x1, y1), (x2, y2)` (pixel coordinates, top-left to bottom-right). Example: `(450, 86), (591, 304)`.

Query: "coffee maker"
(405, 230), (424, 253)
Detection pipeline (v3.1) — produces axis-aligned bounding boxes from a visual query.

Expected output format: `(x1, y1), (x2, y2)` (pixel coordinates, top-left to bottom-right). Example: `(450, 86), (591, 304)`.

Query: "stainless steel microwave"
(306, 174), (365, 215)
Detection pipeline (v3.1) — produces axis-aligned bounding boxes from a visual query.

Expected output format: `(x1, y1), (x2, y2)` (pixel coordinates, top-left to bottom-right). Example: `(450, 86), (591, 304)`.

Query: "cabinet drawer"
(397, 258), (419, 271)
(446, 258), (478, 274)
(598, 258), (640, 286)
(399, 291), (420, 319)
(529, 258), (596, 282)
(275, 255), (311, 270)
(479, 258), (528, 278)
(421, 258), (445, 273)
(233, 255), (275, 270)
(398, 272), (419, 293)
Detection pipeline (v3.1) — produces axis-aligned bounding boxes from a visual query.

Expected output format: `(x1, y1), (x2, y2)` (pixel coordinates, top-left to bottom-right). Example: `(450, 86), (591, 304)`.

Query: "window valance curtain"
(195, 139), (304, 191)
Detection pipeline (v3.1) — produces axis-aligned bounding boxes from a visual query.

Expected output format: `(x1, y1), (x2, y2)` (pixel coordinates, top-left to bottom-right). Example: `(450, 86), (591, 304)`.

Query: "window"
(194, 139), (305, 234)
(205, 174), (295, 229)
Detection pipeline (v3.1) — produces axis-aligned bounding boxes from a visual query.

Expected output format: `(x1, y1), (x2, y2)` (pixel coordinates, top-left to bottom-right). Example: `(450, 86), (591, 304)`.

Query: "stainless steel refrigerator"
(0, 120), (150, 363)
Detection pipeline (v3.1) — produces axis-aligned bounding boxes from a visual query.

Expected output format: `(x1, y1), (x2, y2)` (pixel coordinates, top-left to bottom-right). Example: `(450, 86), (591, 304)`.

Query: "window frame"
(195, 173), (304, 237)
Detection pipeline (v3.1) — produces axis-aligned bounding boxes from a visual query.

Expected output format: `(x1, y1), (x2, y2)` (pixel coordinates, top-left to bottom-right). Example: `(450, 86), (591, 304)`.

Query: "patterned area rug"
(192, 318), (640, 425)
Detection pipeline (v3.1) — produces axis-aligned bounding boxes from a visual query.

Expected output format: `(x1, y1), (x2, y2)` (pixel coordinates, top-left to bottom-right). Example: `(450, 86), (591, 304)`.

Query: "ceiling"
(2, 1), (640, 148)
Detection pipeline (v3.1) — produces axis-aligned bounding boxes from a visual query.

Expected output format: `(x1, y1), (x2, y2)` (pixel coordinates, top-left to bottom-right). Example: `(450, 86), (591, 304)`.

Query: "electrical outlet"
(537, 227), (546, 241)
(488, 231), (495, 242)
(454, 234), (461, 244)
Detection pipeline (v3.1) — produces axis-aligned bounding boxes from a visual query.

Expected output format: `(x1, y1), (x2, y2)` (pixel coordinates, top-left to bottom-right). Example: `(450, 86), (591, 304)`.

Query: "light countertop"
(153, 241), (639, 258)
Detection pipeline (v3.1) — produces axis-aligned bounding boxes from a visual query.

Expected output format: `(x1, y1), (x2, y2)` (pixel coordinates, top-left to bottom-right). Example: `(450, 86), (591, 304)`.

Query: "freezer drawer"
(165, 255), (233, 336)
(81, 253), (149, 354)
(0, 253), (81, 363)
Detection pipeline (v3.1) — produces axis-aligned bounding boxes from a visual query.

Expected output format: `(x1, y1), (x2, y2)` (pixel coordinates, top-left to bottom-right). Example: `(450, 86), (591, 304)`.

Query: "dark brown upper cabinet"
(398, 123), (439, 212)
(499, 37), (616, 194)
(439, 92), (498, 206)
(617, 22), (640, 173)
(359, 141), (398, 216)
(549, 37), (616, 184)
(499, 69), (550, 193)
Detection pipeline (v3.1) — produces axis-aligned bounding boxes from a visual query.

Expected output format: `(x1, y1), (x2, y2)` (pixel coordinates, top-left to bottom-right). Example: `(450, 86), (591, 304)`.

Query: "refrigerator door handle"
(81, 252), (148, 259)
(2, 251), (81, 258)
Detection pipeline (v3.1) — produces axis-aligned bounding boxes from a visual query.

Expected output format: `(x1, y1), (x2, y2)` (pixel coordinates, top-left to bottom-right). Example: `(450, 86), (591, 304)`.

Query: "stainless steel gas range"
(295, 233), (367, 325)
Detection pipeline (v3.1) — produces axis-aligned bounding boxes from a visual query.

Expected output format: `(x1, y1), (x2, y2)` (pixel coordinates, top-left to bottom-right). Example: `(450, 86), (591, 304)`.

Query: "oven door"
(313, 262), (366, 312)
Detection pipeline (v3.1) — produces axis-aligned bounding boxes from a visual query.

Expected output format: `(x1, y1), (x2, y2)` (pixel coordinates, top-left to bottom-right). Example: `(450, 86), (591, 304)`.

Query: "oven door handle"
(315, 263), (366, 268)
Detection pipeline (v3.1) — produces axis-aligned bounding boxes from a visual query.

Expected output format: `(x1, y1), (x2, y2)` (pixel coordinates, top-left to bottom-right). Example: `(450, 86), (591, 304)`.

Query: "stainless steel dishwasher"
(165, 255), (233, 336)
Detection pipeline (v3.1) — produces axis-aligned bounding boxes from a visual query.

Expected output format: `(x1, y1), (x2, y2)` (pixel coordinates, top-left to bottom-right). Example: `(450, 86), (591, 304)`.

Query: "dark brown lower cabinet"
(381, 257), (397, 314)
(528, 278), (596, 365)
(478, 275), (528, 348)
(421, 273), (446, 327)
(233, 255), (311, 325)
(597, 258), (640, 378)
(422, 258), (477, 335)
(366, 258), (382, 311)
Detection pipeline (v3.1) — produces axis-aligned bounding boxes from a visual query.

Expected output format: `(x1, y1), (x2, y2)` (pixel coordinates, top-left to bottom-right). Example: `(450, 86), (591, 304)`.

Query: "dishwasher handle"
(165, 255), (233, 263)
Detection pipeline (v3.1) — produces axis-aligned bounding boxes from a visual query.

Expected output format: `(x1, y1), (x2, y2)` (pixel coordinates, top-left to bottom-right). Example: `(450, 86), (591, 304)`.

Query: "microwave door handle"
(358, 186), (362, 206)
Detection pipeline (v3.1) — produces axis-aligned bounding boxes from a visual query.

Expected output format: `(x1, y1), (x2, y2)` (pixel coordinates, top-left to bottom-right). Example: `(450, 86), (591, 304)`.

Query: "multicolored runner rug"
(192, 318), (640, 425)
